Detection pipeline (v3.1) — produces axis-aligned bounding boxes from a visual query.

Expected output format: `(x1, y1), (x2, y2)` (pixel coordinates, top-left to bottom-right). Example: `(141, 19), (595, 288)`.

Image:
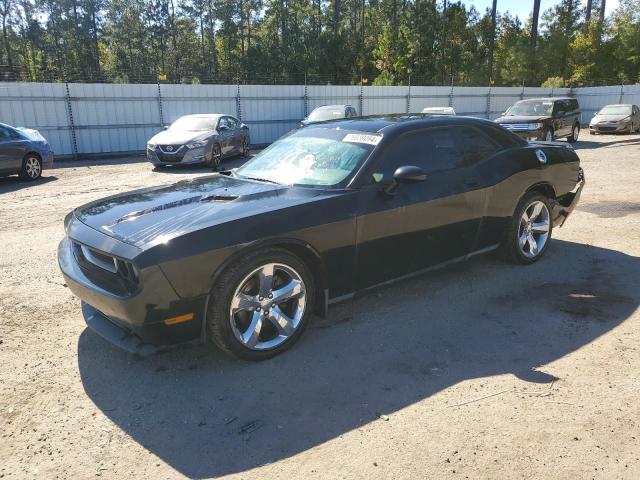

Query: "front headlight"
(528, 122), (543, 130)
(186, 141), (206, 149)
(147, 143), (156, 149)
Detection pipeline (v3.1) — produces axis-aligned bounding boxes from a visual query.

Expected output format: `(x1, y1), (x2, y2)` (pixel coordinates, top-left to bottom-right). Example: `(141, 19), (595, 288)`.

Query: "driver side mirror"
(384, 165), (427, 196)
(163, 125), (169, 130)
(218, 124), (229, 131)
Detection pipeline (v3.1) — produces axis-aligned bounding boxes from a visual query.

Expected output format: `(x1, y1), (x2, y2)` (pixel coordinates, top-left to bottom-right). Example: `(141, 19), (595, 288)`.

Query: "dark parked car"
(146, 114), (250, 170)
(495, 98), (581, 143)
(58, 115), (584, 360)
(301, 104), (358, 127)
(0, 123), (54, 180)
(589, 104), (640, 134)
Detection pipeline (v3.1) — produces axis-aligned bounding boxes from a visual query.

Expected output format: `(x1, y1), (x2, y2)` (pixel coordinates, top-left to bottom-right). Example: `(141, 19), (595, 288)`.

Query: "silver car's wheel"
(229, 263), (307, 351)
(20, 155), (42, 180)
(211, 143), (222, 170)
(518, 200), (550, 259)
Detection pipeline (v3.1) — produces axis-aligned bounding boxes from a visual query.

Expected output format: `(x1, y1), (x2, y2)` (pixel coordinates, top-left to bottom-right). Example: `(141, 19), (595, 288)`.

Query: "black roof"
(305, 114), (498, 135)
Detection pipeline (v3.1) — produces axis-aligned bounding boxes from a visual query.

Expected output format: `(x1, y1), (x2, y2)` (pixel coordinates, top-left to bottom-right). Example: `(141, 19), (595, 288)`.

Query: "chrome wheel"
(229, 263), (307, 351)
(518, 200), (550, 259)
(572, 125), (580, 141)
(211, 144), (222, 170)
(25, 156), (41, 179)
(242, 139), (249, 156)
(545, 130), (553, 142)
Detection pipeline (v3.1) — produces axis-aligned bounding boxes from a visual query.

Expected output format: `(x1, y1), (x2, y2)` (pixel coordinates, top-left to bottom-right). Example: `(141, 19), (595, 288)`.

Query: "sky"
(467, 0), (621, 19)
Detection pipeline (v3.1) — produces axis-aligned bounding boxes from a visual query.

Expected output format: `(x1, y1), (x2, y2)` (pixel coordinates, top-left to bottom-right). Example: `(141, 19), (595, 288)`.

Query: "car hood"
(148, 129), (214, 145)
(495, 115), (551, 123)
(591, 114), (629, 123)
(74, 175), (336, 248)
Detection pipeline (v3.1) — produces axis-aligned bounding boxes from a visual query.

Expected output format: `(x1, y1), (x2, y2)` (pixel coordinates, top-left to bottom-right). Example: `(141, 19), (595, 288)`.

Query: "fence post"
(64, 81), (79, 160)
(520, 80), (525, 100)
(619, 82), (624, 103)
(156, 79), (164, 128)
(303, 73), (309, 117)
(235, 80), (242, 121)
(359, 77), (364, 116)
(406, 75), (411, 113)
(486, 84), (492, 119)
(448, 75), (454, 108)
(550, 86), (554, 98)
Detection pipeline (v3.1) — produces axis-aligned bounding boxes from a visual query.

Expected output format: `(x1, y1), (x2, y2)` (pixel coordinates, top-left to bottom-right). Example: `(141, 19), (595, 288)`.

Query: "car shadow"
(575, 135), (640, 150)
(0, 175), (57, 194)
(77, 240), (639, 478)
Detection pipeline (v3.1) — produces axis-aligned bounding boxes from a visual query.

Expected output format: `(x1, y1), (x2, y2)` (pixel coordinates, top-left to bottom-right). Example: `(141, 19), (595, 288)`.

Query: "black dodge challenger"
(58, 115), (584, 360)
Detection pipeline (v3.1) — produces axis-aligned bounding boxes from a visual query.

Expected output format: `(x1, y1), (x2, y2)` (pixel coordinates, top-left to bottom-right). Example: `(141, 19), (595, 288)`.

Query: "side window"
(553, 101), (565, 116)
(0, 126), (11, 141)
(227, 117), (239, 129)
(570, 99), (579, 111)
(455, 127), (501, 167)
(218, 117), (229, 130)
(371, 126), (500, 182)
(348, 107), (356, 117)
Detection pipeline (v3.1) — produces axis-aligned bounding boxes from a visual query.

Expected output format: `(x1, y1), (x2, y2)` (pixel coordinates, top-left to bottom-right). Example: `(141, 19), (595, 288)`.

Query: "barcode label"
(343, 133), (382, 145)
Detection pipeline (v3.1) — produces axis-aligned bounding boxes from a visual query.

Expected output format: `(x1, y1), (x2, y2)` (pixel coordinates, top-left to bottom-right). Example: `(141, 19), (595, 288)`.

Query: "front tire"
(502, 192), (553, 265)
(207, 248), (315, 360)
(19, 154), (42, 180)
(544, 128), (554, 142)
(210, 143), (222, 171)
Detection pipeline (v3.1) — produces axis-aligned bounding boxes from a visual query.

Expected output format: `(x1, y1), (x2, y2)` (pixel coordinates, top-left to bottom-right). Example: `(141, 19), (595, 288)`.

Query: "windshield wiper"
(238, 175), (282, 185)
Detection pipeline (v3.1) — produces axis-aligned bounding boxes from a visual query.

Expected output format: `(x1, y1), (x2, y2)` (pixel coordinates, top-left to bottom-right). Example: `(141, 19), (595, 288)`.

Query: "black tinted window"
(373, 126), (500, 181)
(569, 99), (579, 111)
(0, 126), (12, 140)
(227, 117), (239, 128)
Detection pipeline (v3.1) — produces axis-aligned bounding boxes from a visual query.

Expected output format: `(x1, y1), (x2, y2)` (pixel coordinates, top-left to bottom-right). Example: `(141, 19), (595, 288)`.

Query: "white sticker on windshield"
(343, 133), (382, 146)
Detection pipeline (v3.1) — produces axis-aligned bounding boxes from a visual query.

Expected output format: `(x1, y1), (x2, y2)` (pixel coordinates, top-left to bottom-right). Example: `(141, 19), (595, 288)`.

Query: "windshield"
(308, 108), (345, 122)
(169, 116), (218, 131)
(506, 101), (553, 116)
(598, 106), (632, 115)
(235, 130), (377, 188)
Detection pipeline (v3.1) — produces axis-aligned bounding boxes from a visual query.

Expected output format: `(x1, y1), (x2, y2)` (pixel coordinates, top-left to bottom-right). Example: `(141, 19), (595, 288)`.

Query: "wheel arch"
(23, 151), (42, 162)
(525, 182), (556, 200)
(205, 238), (328, 327)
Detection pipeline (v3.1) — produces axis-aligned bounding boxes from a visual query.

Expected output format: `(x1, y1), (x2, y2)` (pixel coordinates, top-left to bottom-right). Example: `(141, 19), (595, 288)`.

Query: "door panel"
(355, 172), (484, 289)
(217, 117), (234, 155)
(0, 127), (26, 172)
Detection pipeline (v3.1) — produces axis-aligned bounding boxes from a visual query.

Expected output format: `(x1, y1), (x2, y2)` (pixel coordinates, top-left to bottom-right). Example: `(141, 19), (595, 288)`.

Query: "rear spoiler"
(528, 140), (574, 150)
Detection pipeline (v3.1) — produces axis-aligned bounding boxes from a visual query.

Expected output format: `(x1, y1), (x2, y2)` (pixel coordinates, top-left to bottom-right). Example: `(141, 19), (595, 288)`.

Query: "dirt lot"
(1, 134), (640, 479)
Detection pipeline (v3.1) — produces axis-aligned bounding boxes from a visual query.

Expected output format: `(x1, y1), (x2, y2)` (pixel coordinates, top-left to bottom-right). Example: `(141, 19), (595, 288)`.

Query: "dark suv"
(495, 97), (581, 143)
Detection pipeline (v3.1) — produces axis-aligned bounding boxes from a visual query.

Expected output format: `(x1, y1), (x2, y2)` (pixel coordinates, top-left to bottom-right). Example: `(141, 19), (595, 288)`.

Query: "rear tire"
(19, 154), (42, 180)
(207, 248), (315, 361)
(567, 124), (580, 143)
(501, 191), (553, 265)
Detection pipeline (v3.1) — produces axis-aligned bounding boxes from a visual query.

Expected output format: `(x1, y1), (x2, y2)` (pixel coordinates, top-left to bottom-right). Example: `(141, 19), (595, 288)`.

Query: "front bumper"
(43, 151), (54, 169)
(510, 130), (544, 141)
(147, 146), (207, 166)
(589, 123), (630, 133)
(551, 169), (585, 228)
(58, 224), (205, 352)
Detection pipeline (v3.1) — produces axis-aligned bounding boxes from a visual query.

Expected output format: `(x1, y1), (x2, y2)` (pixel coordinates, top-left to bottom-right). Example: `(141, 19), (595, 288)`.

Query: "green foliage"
(0, 0), (638, 86)
(541, 76), (566, 87)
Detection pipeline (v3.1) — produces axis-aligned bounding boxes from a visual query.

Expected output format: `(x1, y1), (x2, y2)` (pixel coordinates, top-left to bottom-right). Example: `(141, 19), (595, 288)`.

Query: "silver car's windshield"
(308, 108), (345, 122)
(169, 116), (218, 131)
(598, 106), (632, 115)
(506, 101), (553, 116)
(236, 129), (377, 188)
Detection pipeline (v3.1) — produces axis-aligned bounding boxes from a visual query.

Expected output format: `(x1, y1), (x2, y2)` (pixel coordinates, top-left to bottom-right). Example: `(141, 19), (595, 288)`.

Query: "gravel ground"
(1, 134), (640, 479)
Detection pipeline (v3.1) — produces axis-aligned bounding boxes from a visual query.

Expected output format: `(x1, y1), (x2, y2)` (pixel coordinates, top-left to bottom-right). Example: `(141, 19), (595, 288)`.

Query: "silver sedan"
(146, 114), (250, 170)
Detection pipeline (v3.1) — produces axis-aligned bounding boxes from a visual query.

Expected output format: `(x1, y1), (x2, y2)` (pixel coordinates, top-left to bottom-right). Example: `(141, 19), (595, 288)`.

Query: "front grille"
(500, 123), (531, 131)
(158, 145), (184, 154)
(72, 241), (139, 296)
(157, 153), (185, 162)
(596, 126), (616, 132)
